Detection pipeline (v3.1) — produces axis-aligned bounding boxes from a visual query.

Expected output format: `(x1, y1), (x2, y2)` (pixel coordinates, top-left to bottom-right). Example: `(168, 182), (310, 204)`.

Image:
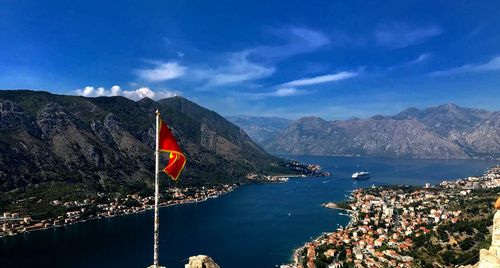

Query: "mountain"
(264, 104), (500, 159)
(0, 90), (296, 192)
(459, 111), (500, 157)
(225, 115), (292, 144)
(392, 103), (492, 137)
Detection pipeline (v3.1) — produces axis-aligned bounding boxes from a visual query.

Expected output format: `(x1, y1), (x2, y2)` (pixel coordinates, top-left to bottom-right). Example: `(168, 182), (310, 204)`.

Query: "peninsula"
(287, 166), (500, 268)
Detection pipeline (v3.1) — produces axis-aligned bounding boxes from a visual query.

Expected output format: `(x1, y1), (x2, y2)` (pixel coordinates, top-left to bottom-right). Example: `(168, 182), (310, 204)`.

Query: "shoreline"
(1, 172), (320, 239)
(287, 164), (500, 268)
(288, 205), (357, 266)
(0, 185), (237, 239)
(321, 203), (357, 227)
(278, 153), (500, 161)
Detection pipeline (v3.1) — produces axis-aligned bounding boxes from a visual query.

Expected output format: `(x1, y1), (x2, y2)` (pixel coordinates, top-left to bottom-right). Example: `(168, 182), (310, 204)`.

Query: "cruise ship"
(352, 171), (370, 180)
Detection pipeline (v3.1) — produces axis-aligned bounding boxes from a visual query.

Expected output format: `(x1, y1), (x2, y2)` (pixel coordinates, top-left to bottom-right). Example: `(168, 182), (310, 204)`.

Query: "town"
(0, 184), (236, 238)
(286, 165), (500, 268)
(247, 162), (328, 183)
(439, 165), (500, 189)
(0, 160), (328, 239)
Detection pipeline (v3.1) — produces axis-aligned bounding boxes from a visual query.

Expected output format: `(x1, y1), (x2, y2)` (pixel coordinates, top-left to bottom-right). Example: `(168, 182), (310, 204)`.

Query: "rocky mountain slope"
(0, 90), (296, 192)
(262, 104), (499, 159)
(225, 115), (291, 144)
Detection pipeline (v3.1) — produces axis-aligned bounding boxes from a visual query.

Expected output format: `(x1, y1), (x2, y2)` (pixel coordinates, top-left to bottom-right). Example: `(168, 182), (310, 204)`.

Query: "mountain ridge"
(231, 103), (500, 159)
(0, 90), (298, 192)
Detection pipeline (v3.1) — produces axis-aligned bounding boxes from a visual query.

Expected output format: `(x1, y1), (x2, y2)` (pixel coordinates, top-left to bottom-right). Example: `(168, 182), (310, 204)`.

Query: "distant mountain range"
(0, 90), (296, 192)
(228, 104), (500, 159)
(226, 115), (292, 144)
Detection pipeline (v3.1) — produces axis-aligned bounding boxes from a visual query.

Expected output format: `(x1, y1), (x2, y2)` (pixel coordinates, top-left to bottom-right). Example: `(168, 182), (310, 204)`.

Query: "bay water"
(0, 156), (497, 267)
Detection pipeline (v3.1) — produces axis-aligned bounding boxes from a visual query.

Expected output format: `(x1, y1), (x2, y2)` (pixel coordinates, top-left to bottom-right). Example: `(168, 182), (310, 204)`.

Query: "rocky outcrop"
(200, 121), (217, 151)
(0, 100), (40, 136)
(90, 119), (115, 146)
(184, 255), (220, 268)
(36, 102), (74, 140)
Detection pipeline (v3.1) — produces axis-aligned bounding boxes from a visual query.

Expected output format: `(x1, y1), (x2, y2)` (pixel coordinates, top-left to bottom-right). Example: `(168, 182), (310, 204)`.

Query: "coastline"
(287, 165), (500, 268)
(0, 157), (328, 239)
(0, 184), (238, 239)
(321, 203), (357, 228)
(289, 205), (357, 266)
(1, 171), (323, 239)
(2, 160), (498, 268)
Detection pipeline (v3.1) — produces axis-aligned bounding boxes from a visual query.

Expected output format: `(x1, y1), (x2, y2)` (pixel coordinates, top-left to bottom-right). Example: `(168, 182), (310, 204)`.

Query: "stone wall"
(184, 255), (220, 268)
(477, 210), (500, 268)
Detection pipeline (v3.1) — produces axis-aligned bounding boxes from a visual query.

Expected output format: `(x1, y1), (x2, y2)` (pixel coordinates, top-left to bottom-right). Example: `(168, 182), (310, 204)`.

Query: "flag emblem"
(158, 119), (186, 180)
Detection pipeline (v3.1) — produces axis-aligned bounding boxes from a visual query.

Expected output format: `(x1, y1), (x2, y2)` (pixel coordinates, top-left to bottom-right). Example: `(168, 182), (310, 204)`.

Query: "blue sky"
(1, 0), (499, 119)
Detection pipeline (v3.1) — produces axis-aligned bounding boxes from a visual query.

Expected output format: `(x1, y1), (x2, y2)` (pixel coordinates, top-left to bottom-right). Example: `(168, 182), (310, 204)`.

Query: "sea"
(0, 155), (498, 268)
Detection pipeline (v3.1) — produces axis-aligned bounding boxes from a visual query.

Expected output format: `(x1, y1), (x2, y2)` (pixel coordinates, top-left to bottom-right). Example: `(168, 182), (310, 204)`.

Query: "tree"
(459, 237), (474, 251)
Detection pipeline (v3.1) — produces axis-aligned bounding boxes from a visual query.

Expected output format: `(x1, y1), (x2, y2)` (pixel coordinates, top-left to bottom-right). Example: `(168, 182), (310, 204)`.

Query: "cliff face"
(0, 90), (285, 191)
(263, 104), (499, 159)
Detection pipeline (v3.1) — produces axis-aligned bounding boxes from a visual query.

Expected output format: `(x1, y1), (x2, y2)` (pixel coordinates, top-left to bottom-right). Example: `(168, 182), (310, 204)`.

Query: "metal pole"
(153, 109), (160, 267)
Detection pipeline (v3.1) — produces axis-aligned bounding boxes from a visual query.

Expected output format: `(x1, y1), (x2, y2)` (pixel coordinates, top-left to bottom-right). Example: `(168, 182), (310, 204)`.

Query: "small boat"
(352, 171), (370, 180)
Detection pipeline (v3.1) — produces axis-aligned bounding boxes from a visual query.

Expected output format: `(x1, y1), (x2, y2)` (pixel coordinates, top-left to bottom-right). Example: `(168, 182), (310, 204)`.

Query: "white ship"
(352, 171), (370, 180)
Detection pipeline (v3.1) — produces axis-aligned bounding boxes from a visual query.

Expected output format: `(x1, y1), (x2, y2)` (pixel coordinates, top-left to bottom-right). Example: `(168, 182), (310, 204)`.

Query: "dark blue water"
(1, 156), (497, 268)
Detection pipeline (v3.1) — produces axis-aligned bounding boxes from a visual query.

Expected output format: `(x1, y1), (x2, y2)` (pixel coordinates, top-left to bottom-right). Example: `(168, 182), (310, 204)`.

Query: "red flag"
(159, 119), (186, 180)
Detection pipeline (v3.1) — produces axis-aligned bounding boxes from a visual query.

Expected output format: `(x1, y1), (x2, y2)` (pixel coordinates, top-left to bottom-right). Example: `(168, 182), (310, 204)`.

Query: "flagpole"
(153, 109), (160, 267)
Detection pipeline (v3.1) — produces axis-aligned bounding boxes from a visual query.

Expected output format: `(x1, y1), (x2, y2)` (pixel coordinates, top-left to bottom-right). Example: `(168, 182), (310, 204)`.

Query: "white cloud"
(135, 61), (186, 82)
(430, 56), (500, 76)
(190, 27), (329, 88)
(121, 87), (156, 100)
(246, 70), (360, 99)
(111, 85), (121, 96)
(95, 87), (105, 96)
(82, 86), (95, 96)
(408, 53), (430, 65)
(282, 71), (358, 87)
(243, 87), (309, 99)
(140, 27), (328, 90)
(75, 85), (178, 100)
(251, 27), (330, 60)
(270, 87), (304, 97)
(387, 53), (431, 71)
(192, 51), (275, 87)
(375, 24), (442, 48)
(289, 27), (330, 48)
(238, 70), (359, 100)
